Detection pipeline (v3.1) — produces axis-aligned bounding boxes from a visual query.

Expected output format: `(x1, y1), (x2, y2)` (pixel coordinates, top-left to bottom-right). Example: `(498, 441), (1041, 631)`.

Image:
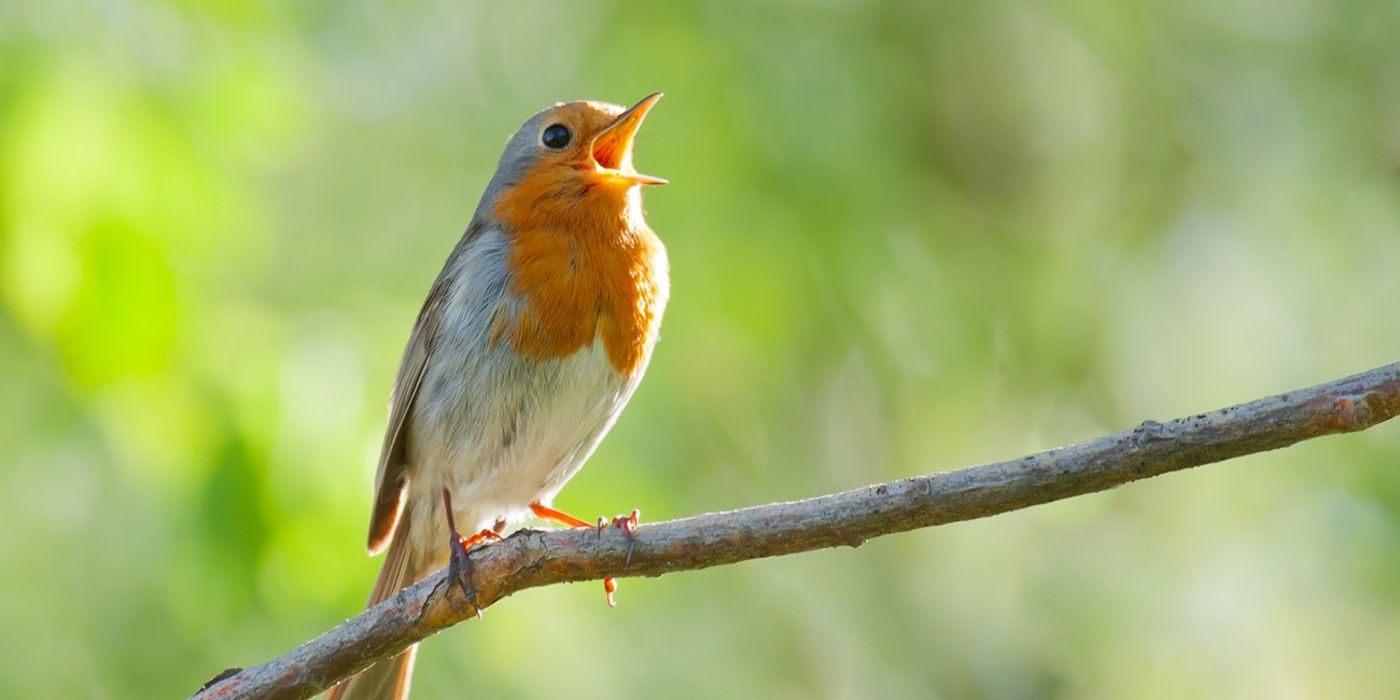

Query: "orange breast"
(490, 169), (667, 376)
(501, 225), (666, 375)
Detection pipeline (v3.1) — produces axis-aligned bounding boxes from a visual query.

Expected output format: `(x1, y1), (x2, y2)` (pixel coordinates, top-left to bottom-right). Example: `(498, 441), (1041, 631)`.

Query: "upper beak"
(591, 92), (667, 186)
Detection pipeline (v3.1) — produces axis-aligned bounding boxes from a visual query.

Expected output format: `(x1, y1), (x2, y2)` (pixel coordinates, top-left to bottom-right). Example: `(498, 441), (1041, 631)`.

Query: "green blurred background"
(3, 0), (1399, 698)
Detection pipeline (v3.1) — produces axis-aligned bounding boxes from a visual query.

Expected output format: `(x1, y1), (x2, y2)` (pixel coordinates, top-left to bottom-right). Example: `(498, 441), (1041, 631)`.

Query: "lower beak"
(591, 92), (667, 186)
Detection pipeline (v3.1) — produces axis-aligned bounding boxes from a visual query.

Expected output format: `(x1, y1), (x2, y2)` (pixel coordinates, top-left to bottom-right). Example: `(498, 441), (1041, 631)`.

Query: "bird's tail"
(326, 504), (425, 700)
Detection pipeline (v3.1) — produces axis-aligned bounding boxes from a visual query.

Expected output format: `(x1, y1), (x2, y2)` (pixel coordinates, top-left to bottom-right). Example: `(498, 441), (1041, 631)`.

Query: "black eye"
(541, 124), (572, 149)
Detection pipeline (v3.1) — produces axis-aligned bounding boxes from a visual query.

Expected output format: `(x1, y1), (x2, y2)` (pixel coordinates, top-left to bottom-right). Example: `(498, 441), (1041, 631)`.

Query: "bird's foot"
(443, 488), (503, 618)
(529, 502), (641, 608)
(595, 509), (640, 608)
(598, 508), (640, 539)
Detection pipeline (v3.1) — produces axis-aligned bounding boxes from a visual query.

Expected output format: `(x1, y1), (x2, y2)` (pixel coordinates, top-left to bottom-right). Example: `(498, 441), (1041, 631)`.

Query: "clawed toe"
(600, 509), (641, 608)
(442, 488), (503, 618)
(603, 576), (619, 608)
(596, 508), (640, 539)
(614, 508), (640, 537)
(527, 500), (642, 609)
(448, 528), (503, 617)
(447, 533), (481, 617)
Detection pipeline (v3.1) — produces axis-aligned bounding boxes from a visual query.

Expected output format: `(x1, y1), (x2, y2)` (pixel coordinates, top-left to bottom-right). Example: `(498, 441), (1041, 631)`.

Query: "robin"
(328, 93), (669, 700)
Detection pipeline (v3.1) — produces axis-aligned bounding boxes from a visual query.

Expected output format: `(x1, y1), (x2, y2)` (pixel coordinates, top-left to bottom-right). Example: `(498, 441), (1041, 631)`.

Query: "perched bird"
(328, 94), (669, 700)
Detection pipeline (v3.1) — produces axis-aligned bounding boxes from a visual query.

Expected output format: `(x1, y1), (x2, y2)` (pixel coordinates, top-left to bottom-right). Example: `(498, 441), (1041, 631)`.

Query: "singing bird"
(328, 94), (669, 700)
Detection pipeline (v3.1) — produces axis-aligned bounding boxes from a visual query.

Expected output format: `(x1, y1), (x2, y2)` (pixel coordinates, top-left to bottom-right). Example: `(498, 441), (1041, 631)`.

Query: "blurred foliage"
(2, 0), (1400, 698)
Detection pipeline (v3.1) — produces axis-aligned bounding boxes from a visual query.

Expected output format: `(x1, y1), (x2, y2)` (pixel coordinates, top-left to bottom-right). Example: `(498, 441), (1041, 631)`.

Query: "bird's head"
(482, 93), (665, 230)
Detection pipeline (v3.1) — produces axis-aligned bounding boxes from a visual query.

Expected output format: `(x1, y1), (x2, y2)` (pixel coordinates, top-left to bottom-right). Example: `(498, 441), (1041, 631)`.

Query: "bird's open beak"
(591, 92), (667, 186)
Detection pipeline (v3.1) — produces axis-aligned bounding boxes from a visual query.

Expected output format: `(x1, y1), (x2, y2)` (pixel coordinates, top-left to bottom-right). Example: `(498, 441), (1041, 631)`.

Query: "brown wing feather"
(366, 222), (484, 555)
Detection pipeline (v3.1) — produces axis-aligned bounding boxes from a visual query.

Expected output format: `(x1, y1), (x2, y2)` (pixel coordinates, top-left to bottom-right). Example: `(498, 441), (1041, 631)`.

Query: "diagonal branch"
(194, 361), (1400, 700)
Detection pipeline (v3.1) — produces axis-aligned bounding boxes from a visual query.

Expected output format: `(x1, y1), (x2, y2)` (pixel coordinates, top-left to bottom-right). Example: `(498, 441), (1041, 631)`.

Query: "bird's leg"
(529, 502), (640, 608)
(443, 488), (502, 618)
(528, 502), (592, 528)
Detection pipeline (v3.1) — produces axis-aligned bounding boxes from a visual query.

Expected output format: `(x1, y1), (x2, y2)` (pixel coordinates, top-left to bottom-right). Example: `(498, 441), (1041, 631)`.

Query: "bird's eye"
(541, 124), (572, 150)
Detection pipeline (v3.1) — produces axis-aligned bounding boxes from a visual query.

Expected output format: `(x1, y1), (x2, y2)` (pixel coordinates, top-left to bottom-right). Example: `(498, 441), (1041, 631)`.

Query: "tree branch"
(194, 361), (1400, 700)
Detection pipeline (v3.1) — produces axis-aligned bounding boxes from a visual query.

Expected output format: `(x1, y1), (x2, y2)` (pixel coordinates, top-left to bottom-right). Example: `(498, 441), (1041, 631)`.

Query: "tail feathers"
(324, 647), (417, 700)
(326, 506), (425, 700)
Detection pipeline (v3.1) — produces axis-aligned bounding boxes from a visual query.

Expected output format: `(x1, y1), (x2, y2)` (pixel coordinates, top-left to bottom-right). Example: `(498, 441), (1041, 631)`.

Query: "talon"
(442, 488), (502, 618)
(610, 509), (641, 568)
(447, 533), (482, 618)
(611, 508), (640, 537)
(458, 528), (504, 550)
(527, 500), (642, 607)
(603, 509), (642, 603)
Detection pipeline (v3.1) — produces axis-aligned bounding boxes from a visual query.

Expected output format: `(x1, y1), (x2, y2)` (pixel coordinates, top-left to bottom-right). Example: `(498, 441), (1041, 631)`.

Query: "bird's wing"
(366, 223), (484, 555)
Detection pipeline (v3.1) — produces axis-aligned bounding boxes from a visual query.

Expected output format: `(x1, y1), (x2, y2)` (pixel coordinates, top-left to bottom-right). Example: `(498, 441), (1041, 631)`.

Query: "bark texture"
(194, 361), (1400, 700)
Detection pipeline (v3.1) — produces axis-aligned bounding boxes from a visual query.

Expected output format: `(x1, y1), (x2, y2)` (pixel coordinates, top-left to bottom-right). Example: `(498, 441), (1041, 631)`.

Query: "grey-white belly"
(408, 334), (634, 535)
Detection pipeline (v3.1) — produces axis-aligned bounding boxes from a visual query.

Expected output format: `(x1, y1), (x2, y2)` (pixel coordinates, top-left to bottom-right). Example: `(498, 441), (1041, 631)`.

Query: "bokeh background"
(3, 1), (1400, 698)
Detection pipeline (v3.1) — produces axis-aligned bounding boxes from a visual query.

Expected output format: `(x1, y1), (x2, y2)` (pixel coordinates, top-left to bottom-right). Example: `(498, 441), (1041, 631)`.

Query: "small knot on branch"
(1132, 419), (1172, 444)
(1324, 389), (1400, 432)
